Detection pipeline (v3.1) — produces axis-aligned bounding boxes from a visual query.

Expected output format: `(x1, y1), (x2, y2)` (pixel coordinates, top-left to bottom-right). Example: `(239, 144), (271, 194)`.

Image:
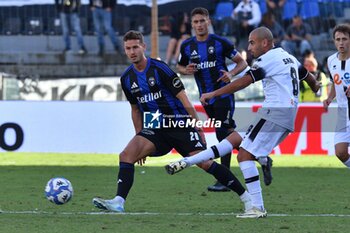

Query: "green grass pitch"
(0, 153), (349, 233)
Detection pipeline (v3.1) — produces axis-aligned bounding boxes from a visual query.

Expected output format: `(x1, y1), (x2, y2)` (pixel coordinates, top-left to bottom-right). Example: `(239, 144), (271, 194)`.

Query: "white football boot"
(165, 159), (188, 175)
(92, 197), (124, 212)
(236, 207), (267, 218)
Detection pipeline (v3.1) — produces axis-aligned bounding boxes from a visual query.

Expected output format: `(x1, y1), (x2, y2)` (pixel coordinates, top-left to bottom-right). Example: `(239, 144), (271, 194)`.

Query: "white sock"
(239, 191), (252, 211)
(344, 157), (350, 168)
(112, 196), (125, 205)
(239, 160), (264, 210)
(185, 139), (233, 166)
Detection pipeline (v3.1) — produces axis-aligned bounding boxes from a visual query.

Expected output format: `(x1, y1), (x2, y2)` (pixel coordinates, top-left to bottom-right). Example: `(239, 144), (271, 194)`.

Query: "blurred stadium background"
(0, 0), (349, 155)
(1, 0), (350, 100)
(1, 3), (350, 231)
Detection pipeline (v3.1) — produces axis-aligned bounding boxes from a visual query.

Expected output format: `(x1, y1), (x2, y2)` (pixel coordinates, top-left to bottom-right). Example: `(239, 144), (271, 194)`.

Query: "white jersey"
(327, 53), (350, 129)
(249, 47), (306, 131)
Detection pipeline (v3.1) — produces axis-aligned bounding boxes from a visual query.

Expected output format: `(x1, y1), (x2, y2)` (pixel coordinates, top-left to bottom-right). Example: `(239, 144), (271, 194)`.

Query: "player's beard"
(131, 55), (142, 64)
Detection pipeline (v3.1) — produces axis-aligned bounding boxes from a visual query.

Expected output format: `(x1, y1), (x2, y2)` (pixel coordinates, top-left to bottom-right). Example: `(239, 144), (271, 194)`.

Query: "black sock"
(116, 162), (135, 199)
(220, 153), (232, 169)
(206, 161), (245, 196)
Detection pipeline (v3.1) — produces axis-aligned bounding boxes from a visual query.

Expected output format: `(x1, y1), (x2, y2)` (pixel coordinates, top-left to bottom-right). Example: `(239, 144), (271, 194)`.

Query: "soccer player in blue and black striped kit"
(92, 30), (253, 213)
(177, 7), (273, 191)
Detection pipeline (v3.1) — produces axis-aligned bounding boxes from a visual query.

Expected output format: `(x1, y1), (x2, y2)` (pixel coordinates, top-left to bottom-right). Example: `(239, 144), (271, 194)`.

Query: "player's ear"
(208, 17), (211, 25)
(262, 38), (268, 47)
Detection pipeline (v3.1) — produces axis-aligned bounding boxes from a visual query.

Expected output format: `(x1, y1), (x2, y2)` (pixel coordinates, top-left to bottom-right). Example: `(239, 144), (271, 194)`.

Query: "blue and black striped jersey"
(121, 57), (188, 117)
(178, 34), (237, 103)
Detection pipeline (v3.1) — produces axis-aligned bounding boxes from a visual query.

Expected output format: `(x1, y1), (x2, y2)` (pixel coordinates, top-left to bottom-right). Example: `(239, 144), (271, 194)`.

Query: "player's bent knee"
(119, 151), (128, 161)
(335, 151), (350, 162)
(335, 143), (350, 162)
(119, 150), (137, 164)
(226, 132), (242, 149)
(237, 148), (255, 162)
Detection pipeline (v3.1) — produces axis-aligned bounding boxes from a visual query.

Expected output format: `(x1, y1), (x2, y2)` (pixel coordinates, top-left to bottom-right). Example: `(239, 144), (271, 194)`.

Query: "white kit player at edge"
(323, 24), (350, 169)
(165, 27), (320, 218)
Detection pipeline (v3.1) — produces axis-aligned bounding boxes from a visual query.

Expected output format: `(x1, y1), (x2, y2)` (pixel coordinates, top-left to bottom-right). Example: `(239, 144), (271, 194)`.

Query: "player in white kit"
(323, 24), (350, 168)
(165, 27), (320, 218)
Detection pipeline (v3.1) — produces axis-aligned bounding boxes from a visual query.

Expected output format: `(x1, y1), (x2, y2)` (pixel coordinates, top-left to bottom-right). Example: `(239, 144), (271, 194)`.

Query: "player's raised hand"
(217, 70), (232, 83)
(137, 157), (146, 166)
(200, 92), (215, 105)
(185, 63), (198, 74)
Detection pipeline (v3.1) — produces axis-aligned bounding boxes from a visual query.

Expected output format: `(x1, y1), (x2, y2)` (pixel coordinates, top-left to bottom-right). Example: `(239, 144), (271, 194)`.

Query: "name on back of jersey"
(282, 58), (295, 65)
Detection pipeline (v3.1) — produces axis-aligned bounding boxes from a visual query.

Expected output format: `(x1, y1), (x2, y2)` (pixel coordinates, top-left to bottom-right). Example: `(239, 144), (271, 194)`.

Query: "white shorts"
(334, 125), (350, 145)
(240, 118), (290, 158)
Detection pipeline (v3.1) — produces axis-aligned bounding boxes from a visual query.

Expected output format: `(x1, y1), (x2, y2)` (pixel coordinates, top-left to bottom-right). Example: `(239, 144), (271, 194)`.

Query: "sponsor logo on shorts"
(141, 129), (156, 135)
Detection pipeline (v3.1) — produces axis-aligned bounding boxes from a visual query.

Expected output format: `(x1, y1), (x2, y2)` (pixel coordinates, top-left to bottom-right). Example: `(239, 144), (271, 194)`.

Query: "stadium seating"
(47, 17), (62, 35)
(282, 0), (298, 28)
(24, 17), (43, 35)
(299, 0), (321, 34)
(134, 16), (151, 35)
(158, 15), (171, 35)
(3, 17), (21, 35)
(212, 1), (235, 36)
(0, 0), (347, 80)
(112, 16), (131, 35)
(255, 0), (267, 15)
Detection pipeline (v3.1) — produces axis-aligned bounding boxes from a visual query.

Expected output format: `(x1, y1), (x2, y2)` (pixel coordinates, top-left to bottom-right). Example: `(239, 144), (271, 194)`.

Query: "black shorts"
(137, 128), (206, 157)
(203, 95), (236, 130)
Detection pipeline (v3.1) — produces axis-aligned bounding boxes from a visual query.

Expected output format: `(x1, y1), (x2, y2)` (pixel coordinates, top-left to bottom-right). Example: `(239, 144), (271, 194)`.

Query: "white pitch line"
(1, 210), (350, 217)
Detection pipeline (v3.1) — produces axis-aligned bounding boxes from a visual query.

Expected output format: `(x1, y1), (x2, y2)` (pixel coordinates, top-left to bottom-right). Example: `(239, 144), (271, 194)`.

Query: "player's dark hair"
(191, 7), (209, 18)
(123, 30), (144, 43)
(332, 24), (350, 39)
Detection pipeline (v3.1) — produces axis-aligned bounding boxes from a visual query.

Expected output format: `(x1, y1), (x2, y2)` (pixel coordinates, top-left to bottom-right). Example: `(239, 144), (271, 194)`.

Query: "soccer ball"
(45, 177), (73, 205)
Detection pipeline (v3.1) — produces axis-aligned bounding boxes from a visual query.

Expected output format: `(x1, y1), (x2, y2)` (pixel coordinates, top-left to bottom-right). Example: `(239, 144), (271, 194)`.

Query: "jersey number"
(190, 132), (200, 141)
(291, 67), (299, 96)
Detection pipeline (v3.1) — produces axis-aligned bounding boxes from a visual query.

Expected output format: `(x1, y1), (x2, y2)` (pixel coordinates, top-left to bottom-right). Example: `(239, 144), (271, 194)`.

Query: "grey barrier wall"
(0, 74), (264, 102)
(0, 73), (19, 100)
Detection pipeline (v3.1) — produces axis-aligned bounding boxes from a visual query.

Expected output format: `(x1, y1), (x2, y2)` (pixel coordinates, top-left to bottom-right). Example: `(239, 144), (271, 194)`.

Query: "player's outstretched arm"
(230, 53), (248, 78)
(200, 74), (253, 105)
(303, 72), (321, 93)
